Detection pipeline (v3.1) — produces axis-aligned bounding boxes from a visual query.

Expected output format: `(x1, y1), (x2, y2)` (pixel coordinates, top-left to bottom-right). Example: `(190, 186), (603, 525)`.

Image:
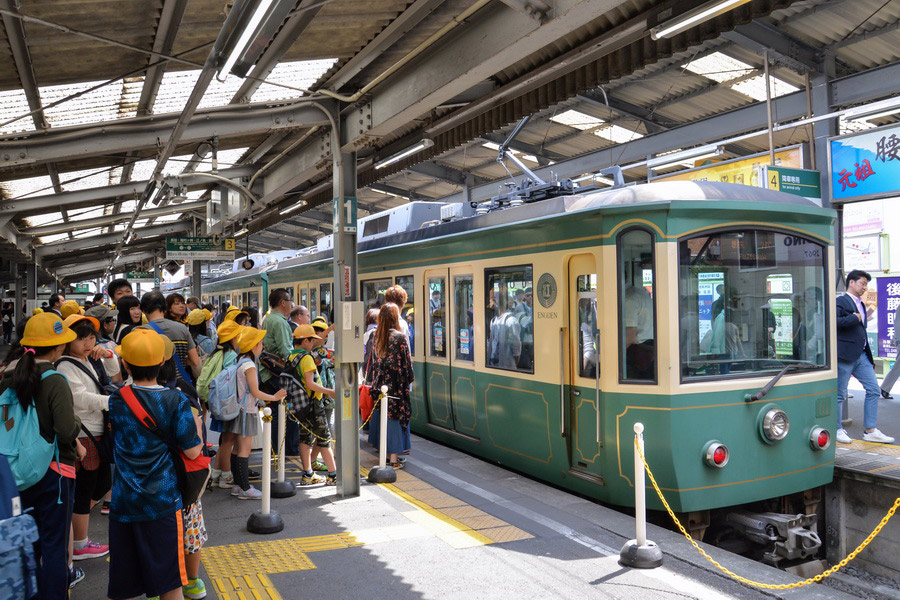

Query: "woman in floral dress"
(366, 302), (414, 467)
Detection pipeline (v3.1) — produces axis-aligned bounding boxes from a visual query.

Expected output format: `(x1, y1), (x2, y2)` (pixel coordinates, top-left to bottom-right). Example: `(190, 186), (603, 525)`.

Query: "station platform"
(72, 433), (856, 600)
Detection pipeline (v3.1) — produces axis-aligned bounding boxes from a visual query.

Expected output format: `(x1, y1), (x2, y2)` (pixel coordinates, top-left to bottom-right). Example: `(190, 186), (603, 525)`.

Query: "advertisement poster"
(843, 200), (884, 235)
(877, 277), (900, 358)
(697, 272), (724, 342)
(654, 147), (803, 185)
(842, 235), (882, 272)
(771, 298), (794, 358)
(830, 124), (900, 202)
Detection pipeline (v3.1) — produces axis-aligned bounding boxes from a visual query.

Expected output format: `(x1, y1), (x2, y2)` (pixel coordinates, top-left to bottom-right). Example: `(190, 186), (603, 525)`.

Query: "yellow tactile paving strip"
(360, 450), (533, 546)
(836, 439), (900, 475)
(204, 451), (533, 597)
(841, 439), (900, 457)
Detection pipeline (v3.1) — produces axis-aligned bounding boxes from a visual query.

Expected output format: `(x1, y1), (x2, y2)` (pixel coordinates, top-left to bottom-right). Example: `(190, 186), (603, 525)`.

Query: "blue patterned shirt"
(108, 385), (200, 522)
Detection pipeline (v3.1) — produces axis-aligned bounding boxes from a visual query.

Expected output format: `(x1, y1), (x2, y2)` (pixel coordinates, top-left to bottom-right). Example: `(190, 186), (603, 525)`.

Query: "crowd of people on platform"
(0, 278), (414, 600)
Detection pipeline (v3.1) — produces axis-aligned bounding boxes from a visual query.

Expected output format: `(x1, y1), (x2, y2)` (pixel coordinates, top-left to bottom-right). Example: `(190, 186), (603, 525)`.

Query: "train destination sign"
(165, 237), (236, 260)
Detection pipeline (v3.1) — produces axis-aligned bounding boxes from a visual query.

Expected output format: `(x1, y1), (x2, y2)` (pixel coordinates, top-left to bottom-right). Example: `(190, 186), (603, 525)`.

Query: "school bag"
(207, 358), (252, 421)
(119, 386), (210, 507)
(279, 351), (312, 417)
(196, 348), (225, 402)
(0, 512), (39, 600)
(146, 321), (194, 384)
(0, 371), (61, 491)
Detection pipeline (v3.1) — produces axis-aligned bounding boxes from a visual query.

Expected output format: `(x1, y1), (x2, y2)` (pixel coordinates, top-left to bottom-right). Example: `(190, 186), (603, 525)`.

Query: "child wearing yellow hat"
(201, 320), (245, 490)
(107, 329), (204, 600)
(223, 327), (286, 500)
(1, 312), (82, 595)
(60, 299), (84, 319)
(186, 309), (215, 360)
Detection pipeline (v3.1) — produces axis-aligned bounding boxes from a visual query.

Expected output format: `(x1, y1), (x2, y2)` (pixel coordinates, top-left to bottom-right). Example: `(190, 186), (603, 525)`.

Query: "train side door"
(423, 270), (453, 430)
(566, 254), (604, 484)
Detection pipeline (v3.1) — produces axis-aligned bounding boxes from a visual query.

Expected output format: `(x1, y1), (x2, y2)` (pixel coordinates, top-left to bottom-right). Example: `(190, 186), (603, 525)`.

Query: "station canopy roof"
(0, 0), (897, 283)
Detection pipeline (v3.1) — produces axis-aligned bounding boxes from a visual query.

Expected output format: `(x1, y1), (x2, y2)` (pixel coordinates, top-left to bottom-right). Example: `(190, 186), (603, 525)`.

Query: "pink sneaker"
(72, 540), (109, 561)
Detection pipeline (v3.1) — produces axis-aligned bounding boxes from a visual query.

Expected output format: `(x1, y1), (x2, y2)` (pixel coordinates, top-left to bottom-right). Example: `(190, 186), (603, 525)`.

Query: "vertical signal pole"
(330, 101), (361, 498)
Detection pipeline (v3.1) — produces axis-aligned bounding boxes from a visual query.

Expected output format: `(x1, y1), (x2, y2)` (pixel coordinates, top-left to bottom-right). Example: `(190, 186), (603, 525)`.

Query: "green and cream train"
(177, 181), (837, 537)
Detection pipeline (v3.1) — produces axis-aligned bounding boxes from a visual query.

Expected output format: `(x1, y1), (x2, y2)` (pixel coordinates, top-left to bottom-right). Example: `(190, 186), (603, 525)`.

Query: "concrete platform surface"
(68, 432), (859, 600)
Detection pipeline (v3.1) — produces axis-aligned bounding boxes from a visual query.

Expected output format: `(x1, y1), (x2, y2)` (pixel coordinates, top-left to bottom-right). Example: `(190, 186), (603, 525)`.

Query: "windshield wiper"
(745, 361), (819, 402)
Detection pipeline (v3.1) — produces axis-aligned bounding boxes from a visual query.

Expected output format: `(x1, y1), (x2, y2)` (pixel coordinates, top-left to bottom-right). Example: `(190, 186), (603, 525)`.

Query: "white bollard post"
(247, 407), (284, 534)
(379, 384), (388, 469)
(634, 423), (647, 547)
(367, 385), (397, 483)
(618, 422), (662, 568)
(270, 401), (295, 498)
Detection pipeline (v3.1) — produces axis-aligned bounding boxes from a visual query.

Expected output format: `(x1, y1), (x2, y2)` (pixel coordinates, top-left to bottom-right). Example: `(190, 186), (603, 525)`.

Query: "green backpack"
(196, 349), (226, 403)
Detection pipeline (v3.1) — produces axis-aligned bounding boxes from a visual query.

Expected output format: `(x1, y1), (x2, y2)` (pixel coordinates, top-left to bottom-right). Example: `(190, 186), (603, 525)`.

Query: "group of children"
(1, 279), (350, 600)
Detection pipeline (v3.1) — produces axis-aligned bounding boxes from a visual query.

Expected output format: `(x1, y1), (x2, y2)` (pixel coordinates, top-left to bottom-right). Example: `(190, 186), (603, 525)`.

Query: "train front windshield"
(678, 229), (828, 380)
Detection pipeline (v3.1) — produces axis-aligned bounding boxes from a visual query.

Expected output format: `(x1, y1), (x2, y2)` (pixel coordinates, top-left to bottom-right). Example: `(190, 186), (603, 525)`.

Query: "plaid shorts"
(182, 500), (208, 554)
(77, 435), (101, 471)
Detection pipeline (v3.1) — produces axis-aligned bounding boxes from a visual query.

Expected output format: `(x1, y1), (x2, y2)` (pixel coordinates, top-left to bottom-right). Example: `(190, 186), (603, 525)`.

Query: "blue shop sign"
(830, 123), (900, 202)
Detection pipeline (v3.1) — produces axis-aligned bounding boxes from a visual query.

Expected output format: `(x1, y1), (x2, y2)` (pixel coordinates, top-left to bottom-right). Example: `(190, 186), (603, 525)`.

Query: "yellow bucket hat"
(20, 313), (77, 347)
(62, 314), (100, 331)
(292, 324), (321, 340)
(236, 327), (266, 354)
(116, 328), (165, 367)
(202, 308), (213, 321)
(60, 300), (84, 319)
(224, 307), (249, 322)
(185, 309), (207, 326)
(31, 308), (43, 316)
(216, 321), (244, 344)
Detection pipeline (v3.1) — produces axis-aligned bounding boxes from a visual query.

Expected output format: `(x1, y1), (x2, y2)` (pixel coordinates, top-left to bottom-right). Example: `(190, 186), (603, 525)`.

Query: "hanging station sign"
(760, 166), (821, 201)
(829, 123), (900, 202)
(165, 237), (236, 260)
(126, 271), (154, 283)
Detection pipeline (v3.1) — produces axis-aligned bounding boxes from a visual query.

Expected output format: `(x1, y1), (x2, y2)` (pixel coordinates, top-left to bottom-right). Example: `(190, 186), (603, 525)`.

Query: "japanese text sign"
(830, 124), (900, 202)
(877, 277), (900, 358)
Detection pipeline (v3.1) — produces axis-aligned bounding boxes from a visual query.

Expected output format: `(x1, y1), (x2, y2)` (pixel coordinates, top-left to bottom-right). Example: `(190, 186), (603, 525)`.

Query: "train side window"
(396, 275), (415, 355)
(361, 279), (392, 309)
(485, 265), (533, 373)
(617, 229), (656, 383)
(319, 283), (332, 321)
(299, 287), (308, 310)
(309, 287), (318, 319)
(577, 275), (598, 378)
(428, 277), (446, 358)
(454, 275), (474, 362)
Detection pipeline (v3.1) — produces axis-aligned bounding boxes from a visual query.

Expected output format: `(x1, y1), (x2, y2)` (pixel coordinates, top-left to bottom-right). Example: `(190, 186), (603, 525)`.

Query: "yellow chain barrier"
(634, 437), (900, 590)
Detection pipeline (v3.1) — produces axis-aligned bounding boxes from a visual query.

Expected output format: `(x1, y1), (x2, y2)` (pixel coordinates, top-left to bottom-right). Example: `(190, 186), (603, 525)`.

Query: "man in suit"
(47, 293), (65, 317)
(836, 270), (894, 444)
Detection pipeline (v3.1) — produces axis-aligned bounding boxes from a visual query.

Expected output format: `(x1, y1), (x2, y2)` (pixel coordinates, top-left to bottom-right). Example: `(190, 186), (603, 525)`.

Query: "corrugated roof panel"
(653, 87), (752, 123)
(59, 167), (119, 192)
(2, 174), (54, 199)
(730, 75), (800, 102)
(25, 211), (62, 228)
(40, 79), (136, 129)
(0, 88), (36, 134)
(683, 52), (755, 83)
(251, 59), (339, 102)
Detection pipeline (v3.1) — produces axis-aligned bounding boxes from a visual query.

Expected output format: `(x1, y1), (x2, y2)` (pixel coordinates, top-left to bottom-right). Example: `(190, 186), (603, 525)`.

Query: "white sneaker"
(836, 429), (852, 444)
(209, 468), (221, 485)
(862, 429), (895, 444)
(218, 473), (234, 489)
(237, 486), (262, 500)
(230, 484), (242, 496)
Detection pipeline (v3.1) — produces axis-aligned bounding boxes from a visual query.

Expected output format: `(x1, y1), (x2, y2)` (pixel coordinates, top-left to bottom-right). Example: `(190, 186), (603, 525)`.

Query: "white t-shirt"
(56, 357), (109, 436)
(237, 359), (260, 414)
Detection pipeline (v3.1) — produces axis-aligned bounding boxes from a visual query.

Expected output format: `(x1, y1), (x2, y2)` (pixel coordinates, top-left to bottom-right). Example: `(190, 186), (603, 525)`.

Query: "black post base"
(619, 539), (663, 569)
(270, 480), (296, 498)
(247, 510), (284, 535)
(367, 466), (397, 484)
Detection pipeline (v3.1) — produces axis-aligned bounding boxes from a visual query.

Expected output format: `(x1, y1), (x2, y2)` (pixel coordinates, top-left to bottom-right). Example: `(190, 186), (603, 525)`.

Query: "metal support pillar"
(14, 267), (23, 332)
(331, 102), (361, 498)
(811, 56), (837, 209)
(191, 261), (202, 299)
(25, 260), (36, 316)
(153, 259), (162, 291)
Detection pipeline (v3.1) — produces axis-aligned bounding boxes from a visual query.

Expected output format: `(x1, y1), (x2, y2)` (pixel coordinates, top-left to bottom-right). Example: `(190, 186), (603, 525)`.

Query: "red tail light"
(810, 427), (830, 451)
(704, 441), (729, 468)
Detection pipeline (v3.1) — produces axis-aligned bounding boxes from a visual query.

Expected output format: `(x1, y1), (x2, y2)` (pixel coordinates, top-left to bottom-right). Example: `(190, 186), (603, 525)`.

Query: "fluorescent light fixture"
(218, 0), (296, 79)
(375, 139), (435, 170)
(845, 97), (900, 122)
(279, 200), (306, 215)
(234, 228), (249, 237)
(651, 0), (753, 40)
(647, 144), (724, 171)
(219, 0), (275, 78)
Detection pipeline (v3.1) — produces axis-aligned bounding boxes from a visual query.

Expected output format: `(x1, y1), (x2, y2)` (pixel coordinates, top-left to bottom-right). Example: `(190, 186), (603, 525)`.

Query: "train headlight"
(809, 427), (831, 451)
(703, 441), (729, 468)
(757, 404), (789, 444)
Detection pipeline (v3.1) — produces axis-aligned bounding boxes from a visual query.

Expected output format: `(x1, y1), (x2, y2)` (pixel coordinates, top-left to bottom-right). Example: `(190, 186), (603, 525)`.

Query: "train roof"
(204, 181), (830, 282)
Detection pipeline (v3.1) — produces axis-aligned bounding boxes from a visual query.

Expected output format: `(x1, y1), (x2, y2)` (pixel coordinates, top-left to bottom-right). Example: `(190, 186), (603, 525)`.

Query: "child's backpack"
(0, 371), (60, 491)
(207, 358), (251, 421)
(279, 352), (312, 417)
(196, 349), (225, 403)
(0, 511), (39, 600)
